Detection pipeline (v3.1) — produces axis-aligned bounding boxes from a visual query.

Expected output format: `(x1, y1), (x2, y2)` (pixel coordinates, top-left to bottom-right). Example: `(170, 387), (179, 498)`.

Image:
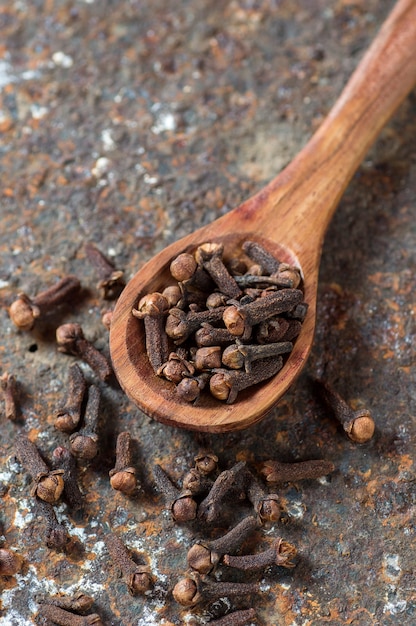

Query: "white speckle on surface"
(92, 156), (111, 178)
(0, 59), (16, 89)
(101, 129), (116, 151)
(143, 174), (159, 185)
(285, 499), (305, 520)
(51, 51), (74, 68)
(383, 599), (407, 614)
(13, 502), (34, 529)
(151, 104), (176, 134)
(383, 553), (401, 580)
(30, 104), (49, 119)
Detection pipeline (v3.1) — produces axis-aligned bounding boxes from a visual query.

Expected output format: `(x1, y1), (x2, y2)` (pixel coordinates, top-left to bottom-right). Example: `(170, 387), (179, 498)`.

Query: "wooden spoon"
(110, 0), (416, 432)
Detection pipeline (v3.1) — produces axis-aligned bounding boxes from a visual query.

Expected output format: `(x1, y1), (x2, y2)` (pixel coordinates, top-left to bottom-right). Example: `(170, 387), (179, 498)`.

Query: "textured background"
(0, 1), (415, 624)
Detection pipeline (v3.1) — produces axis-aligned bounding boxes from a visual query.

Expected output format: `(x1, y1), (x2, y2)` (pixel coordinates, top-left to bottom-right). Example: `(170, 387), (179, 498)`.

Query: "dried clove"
(195, 243), (242, 299)
(104, 532), (153, 595)
(157, 350), (195, 383)
(195, 323), (236, 347)
(52, 446), (83, 511)
(314, 378), (375, 443)
(85, 241), (125, 300)
(222, 340), (293, 373)
(34, 498), (70, 552)
(198, 461), (248, 524)
(182, 467), (214, 496)
(222, 288), (303, 338)
(36, 604), (103, 625)
(0, 548), (23, 576)
(54, 364), (87, 433)
(56, 323), (112, 382)
(194, 450), (219, 475)
(176, 373), (209, 402)
(241, 241), (281, 275)
(194, 346), (222, 370)
(69, 385), (100, 460)
(207, 608), (257, 626)
(153, 464), (197, 522)
(187, 516), (258, 574)
(170, 252), (213, 292)
(9, 275), (81, 331)
(132, 292), (170, 372)
(0, 372), (19, 421)
(173, 572), (260, 607)
(244, 469), (280, 523)
(223, 537), (297, 571)
(260, 458), (335, 484)
(165, 306), (225, 343)
(15, 434), (64, 504)
(40, 592), (94, 614)
(209, 357), (284, 404)
(109, 431), (137, 495)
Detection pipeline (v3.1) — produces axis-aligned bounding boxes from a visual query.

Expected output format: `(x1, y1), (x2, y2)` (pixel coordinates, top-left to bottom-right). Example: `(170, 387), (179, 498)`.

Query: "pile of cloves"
(153, 449), (334, 623)
(132, 241), (307, 403)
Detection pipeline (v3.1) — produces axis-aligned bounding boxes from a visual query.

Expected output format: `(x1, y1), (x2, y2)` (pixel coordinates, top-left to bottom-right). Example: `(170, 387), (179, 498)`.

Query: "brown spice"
(223, 537), (297, 571)
(132, 292), (170, 372)
(54, 363), (87, 433)
(0, 372), (19, 421)
(173, 572), (260, 607)
(187, 516), (258, 574)
(109, 431), (137, 495)
(9, 275), (81, 331)
(314, 378), (375, 443)
(261, 458), (335, 484)
(69, 384), (100, 460)
(85, 241), (125, 300)
(0, 548), (23, 576)
(104, 532), (153, 595)
(209, 357), (283, 404)
(15, 434), (64, 504)
(153, 464), (197, 522)
(56, 323), (112, 382)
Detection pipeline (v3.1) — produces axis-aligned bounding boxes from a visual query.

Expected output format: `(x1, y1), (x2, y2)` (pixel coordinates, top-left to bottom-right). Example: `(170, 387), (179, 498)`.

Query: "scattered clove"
(109, 431), (137, 495)
(173, 572), (260, 607)
(85, 241), (125, 300)
(69, 384), (101, 460)
(207, 608), (257, 626)
(153, 464), (197, 522)
(244, 469), (280, 523)
(104, 532), (153, 595)
(187, 516), (258, 574)
(198, 461), (248, 524)
(0, 371), (19, 421)
(36, 603), (103, 625)
(54, 364), (87, 433)
(15, 434), (64, 504)
(52, 446), (83, 511)
(260, 458), (335, 484)
(9, 275), (81, 331)
(34, 498), (70, 552)
(223, 537), (297, 571)
(314, 378), (375, 443)
(39, 592), (94, 614)
(56, 323), (112, 382)
(0, 548), (23, 576)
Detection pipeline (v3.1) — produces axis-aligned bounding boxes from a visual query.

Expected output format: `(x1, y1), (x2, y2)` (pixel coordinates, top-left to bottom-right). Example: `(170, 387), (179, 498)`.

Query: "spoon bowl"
(110, 0), (416, 432)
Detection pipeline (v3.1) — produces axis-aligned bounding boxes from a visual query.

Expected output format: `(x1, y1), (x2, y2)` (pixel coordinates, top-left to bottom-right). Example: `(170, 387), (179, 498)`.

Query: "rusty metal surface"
(0, 0), (415, 624)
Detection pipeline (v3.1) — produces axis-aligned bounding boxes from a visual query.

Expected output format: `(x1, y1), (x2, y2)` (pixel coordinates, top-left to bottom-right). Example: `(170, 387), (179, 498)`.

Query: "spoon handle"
(240, 0), (416, 252)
